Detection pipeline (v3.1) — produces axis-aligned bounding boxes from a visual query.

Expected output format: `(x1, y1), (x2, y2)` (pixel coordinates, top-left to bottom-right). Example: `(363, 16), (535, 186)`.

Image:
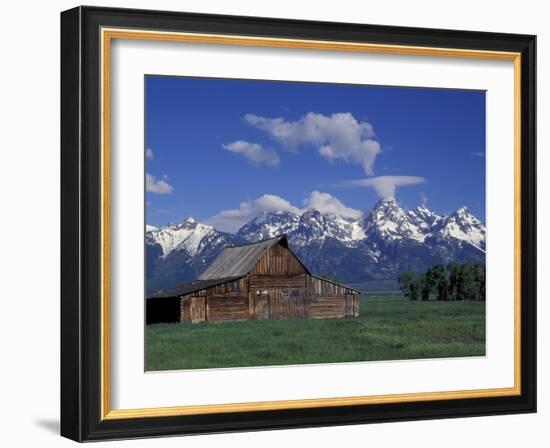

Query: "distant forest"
(397, 263), (485, 301)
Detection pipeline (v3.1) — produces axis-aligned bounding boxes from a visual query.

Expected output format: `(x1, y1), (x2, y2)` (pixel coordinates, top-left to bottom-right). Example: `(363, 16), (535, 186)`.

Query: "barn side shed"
(147, 235), (360, 324)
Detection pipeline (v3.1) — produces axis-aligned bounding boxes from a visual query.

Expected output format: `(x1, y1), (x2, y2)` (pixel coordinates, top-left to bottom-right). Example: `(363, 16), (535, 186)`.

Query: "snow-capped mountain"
(237, 211), (300, 243)
(348, 199), (485, 282)
(426, 206), (486, 256)
(146, 218), (244, 293)
(408, 204), (441, 231)
(237, 209), (364, 248)
(145, 217), (216, 258)
(146, 200), (486, 292)
(364, 198), (427, 242)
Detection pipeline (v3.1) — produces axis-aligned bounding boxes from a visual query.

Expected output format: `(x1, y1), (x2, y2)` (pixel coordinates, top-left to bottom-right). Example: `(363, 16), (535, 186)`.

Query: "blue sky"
(145, 75), (486, 231)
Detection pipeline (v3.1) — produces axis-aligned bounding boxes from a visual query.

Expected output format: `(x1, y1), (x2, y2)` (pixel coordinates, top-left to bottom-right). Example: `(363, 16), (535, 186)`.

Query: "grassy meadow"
(145, 295), (485, 371)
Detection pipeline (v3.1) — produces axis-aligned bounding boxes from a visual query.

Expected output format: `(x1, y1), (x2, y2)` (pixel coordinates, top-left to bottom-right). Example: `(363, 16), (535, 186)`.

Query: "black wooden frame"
(61, 6), (536, 442)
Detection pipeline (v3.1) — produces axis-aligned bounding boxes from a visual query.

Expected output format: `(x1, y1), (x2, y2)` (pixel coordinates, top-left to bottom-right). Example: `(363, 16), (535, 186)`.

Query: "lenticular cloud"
(345, 176), (426, 200)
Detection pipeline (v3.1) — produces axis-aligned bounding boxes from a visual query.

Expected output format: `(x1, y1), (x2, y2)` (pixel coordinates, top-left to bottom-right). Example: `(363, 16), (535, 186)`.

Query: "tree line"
(397, 262), (485, 301)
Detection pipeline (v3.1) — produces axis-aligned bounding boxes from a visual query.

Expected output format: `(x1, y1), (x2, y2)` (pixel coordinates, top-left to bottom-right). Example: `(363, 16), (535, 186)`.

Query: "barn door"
(255, 292), (270, 320)
(345, 294), (354, 317)
(189, 296), (206, 324)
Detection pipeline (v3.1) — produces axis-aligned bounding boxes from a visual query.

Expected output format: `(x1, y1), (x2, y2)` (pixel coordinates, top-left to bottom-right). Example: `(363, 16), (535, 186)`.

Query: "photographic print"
(144, 76), (487, 371)
(61, 9), (536, 440)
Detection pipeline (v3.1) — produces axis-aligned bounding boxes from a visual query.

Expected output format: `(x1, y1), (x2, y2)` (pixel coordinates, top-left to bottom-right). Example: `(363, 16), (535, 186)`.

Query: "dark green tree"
(460, 264), (478, 300)
(420, 271), (433, 301)
(470, 264), (486, 301)
(411, 276), (422, 301)
(447, 261), (460, 301)
(477, 265), (486, 301)
(398, 263), (485, 302)
(397, 271), (419, 300)
(430, 264), (449, 301)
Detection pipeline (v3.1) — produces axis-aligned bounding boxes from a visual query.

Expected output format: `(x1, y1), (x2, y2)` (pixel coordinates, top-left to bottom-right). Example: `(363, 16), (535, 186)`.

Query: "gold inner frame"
(100, 28), (522, 420)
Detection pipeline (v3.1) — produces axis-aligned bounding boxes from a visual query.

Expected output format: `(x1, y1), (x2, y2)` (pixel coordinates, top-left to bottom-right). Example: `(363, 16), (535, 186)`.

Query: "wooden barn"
(146, 235), (360, 324)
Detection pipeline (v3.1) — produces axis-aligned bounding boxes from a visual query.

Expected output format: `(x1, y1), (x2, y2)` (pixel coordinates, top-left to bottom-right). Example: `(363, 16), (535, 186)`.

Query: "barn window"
(226, 280), (240, 292)
(281, 289), (300, 299)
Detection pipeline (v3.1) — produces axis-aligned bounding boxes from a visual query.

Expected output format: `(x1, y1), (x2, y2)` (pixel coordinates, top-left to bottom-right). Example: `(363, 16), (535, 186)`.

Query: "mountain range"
(146, 198), (485, 293)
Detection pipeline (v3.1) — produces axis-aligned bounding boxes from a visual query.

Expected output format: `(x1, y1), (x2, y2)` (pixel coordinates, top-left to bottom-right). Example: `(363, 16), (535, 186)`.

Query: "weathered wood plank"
(250, 244), (306, 276)
(174, 242), (360, 324)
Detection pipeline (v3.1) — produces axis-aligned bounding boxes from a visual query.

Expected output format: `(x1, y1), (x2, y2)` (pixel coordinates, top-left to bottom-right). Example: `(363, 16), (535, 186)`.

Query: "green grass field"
(145, 295), (485, 371)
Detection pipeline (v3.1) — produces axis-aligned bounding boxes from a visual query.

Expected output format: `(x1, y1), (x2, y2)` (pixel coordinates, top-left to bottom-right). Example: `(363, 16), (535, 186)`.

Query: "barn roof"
(148, 276), (243, 299)
(310, 274), (361, 294)
(197, 234), (310, 280)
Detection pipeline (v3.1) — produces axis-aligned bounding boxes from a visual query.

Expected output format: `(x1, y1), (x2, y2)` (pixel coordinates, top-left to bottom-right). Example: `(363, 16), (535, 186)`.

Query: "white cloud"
(244, 112), (380, 175)
(206, 194), (300, 232)
(345, 175), (426, 200)
(146, 148), (154, 159)
(303, 191), (362, 219)
(222, 140), (279, 166)
(206, 191), (362, 232)
(146, 173), (174, 194)
(472, 152), (485, 157)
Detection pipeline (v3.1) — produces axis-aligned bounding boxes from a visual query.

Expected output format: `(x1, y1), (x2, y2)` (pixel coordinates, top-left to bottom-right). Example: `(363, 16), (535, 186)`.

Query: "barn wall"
(207, 294), (249, 322)
(248, 273), (307, 320)
(187, 277), (248, 297)
(306, 275), (360, 319)
(176, 253), (360, 323)
(249, 274), (306, 290)
(180, 296), (207, 324)
(181, 292), (250, 323)
(181, 276), (250, 323)
(266, 288), (306, 320)
(250, 244), (307, 276)
(308, 275), (355, 296)
(308, 295), (346, 319)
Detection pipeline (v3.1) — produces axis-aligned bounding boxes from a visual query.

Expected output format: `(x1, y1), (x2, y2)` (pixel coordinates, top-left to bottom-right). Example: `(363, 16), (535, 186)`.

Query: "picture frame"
(60, 5), (536, 442)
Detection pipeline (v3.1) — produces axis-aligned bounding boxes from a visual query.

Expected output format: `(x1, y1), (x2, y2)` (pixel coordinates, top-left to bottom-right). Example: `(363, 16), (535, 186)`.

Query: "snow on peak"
(235, 208), (365, 247)
(231, 199), (485, 249)
(237, 211), (300, 242)
(430, 206), (486, 250)
(146, 217), (216, 257)
(414, 204), (437, 218)
(364, 198), (426, 242)
(146, 202), (485, 259)
(453, 206), (480, 223)
(408, 204), (441, 231)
